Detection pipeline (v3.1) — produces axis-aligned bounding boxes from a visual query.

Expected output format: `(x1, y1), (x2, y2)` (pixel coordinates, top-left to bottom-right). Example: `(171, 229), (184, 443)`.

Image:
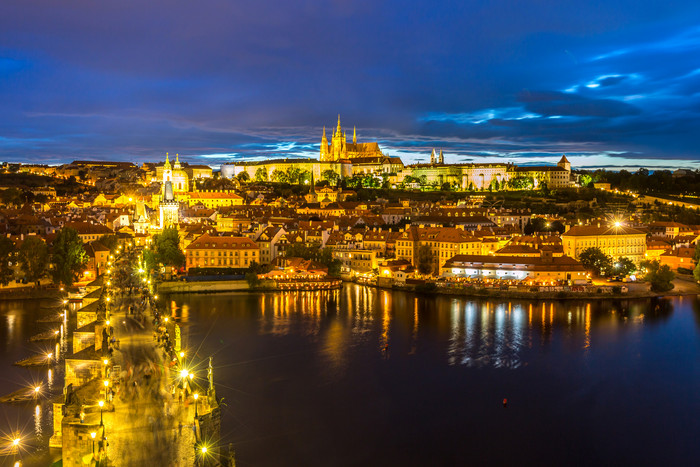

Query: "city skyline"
(2, 1), (700, 170)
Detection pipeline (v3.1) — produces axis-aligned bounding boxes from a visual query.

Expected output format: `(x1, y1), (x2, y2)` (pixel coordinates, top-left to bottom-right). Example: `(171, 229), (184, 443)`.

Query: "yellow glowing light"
(91, 432), (96, 439)
(106, 320), (110, 326)
(103, 380), (109, 387)
(201, 446), (207, 454)
(614, 221), (621, 227)
(103, 359), (109, 365)
(188, 373), (194, 380)
(34, 386), (41, 393)
(180, 369), (189, 378)
(179, 351), (185, 358)
(46, 352), (52, 360)
(62, 299), (68, 304)
(164, 317), (169, 323)
(98, 400), (104, 408)
(193, 393), (199, 400)
(13, 437), (20, 446)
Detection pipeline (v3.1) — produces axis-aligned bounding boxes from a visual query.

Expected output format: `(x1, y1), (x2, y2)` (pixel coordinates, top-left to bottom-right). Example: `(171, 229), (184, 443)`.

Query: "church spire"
(438, 149), (444, 164)
(164, 152), (171, 170)
(336, 114), (342, 134)
(353, 126), (356, 145)
(430, 148), (436, 165)
(174, 153), (181, 169)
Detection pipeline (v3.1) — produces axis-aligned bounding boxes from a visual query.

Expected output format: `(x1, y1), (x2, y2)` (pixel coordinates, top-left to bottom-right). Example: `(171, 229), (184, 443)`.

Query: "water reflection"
(170, 286), (684, 372)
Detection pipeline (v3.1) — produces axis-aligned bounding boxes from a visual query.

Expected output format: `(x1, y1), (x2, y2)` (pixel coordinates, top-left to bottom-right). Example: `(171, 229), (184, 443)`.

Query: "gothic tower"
(320, 126), (329, 162)
(430, 148), (436, 165)
(438, 149), (444, 165)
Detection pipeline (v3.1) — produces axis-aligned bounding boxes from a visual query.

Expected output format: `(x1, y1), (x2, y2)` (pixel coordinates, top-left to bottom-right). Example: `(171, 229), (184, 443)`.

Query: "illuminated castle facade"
(320, 116), (384, 162)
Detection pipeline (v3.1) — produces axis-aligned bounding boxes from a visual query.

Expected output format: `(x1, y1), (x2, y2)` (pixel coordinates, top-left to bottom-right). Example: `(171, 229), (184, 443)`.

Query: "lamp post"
(90, 431), (96, 456)
(194, 393), (199, 417)
(98, 400), (104, 426)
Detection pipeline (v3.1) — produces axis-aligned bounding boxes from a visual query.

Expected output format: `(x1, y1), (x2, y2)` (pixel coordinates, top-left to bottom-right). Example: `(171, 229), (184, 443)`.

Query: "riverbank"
(0, 286), (61, 300)
(157, 275), (700, 301)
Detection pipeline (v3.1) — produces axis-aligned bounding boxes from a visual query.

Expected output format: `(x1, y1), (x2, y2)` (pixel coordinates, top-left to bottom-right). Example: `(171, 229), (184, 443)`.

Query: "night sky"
(2, 0), (700, 170)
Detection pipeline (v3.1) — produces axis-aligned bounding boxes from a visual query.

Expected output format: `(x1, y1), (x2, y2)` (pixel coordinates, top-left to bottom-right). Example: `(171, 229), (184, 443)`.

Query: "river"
(1, 285), (699, 466)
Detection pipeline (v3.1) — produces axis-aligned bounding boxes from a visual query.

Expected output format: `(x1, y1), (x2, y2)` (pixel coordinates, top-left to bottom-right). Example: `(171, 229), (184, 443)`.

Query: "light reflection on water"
(171, 285), (685, 372)
(133, 286), (700, 465)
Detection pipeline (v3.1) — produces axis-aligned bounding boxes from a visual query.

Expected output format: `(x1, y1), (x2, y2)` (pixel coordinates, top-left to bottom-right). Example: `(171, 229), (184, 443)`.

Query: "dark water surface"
(1, 286), (700, 466)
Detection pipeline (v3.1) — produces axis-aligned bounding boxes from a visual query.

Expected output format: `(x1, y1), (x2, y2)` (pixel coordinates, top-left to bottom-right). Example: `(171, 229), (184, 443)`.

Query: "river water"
(1, 285), (699, 466)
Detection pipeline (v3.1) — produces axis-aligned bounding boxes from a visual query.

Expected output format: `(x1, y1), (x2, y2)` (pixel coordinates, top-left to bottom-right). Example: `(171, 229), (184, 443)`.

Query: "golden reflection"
(379, 294), (390, 355)
(34, 404), (42, 438)
(584, 304), (591, 350)
(322, 319), (347, 372)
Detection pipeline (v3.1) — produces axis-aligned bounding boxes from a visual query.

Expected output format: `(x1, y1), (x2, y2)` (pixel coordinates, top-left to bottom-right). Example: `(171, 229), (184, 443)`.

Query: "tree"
(286, 167), (302, 184)
(271, 170), (288, 183)
(99, 234), (119, 252)
(317, 247), (341, 277)
(153, 226), (185, 269)
(0, 236), (16, 285)
(508, 177), (534, 190)
(254, 167), (268, 182)
(640, 260), (675, 292)
(693, 262), (700, 283)
(236, 171), (250, 183)
(579, 247), (613, 276)
(321, 169), (340, 185)
(51, 228), (86, 286)
(20, 236), (49, 286)
(416, 244), (434, 276)
(613, 257), (636, 277)
(579, 174), (592, 188)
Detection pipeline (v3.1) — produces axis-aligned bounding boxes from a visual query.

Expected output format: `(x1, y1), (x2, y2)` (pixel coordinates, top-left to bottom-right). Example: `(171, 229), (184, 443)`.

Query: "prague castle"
(222, 115), (576, 189)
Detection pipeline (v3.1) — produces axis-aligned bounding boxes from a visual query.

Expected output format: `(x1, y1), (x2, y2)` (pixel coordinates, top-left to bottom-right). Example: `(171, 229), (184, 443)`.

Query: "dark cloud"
(1, 0), (700, 168)
(518, 91), (640, 118)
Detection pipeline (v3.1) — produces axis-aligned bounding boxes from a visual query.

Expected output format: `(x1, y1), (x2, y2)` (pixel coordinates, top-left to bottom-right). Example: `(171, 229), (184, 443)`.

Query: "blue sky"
(1, 0), (700, 170)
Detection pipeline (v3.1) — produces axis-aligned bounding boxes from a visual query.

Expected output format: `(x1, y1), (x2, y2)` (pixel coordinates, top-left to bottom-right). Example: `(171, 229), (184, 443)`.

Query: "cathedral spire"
(430, 148), (436, 165)
(336, 114), (342, 134)
(438, 149), (444, 164)
(174, 153), (181, 169)
(353, 126), (356, 145)
(164, 152), (171, 170)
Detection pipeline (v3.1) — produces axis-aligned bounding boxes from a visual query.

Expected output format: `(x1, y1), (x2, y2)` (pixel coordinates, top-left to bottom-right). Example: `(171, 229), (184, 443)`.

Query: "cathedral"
(162, 152), (189, 193)
(319, 116), (384, 162)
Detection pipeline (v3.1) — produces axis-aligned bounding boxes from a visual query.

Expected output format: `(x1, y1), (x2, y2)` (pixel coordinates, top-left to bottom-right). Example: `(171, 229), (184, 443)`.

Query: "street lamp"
(90, 431), (97, 455)
(98, 400), (104, 426)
